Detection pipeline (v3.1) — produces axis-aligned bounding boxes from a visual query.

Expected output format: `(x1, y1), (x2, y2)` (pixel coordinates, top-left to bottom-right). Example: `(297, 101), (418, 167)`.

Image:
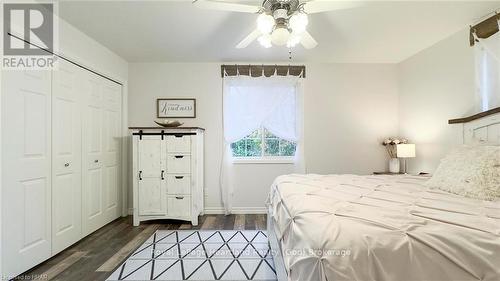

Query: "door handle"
(175, 196), (184, 200)
(161, 170), (165, 180)
(139, 171), (142, 180)
(174, 155), (184, 159)
(64, 163), (70, 167)
(175, 176), (184, 179)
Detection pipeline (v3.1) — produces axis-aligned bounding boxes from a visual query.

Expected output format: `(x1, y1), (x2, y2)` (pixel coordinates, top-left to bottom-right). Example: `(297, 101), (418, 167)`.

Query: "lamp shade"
(397, 144), (416, 158)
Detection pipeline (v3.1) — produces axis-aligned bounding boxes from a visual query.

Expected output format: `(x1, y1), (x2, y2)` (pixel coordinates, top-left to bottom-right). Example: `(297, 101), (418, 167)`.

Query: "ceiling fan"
(193, 0), (361, 49)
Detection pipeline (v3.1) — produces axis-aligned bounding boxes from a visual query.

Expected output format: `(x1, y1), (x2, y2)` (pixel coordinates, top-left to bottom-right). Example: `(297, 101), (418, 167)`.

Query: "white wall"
(305, 64), (399, 175)
(128, 63), (400, 211)
(398, 29), (476, 174)
(58, 18), (129, 82)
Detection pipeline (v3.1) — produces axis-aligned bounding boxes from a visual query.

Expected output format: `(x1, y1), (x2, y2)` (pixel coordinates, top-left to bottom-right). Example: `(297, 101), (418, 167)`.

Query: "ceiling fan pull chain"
(288, 48), (293, 60)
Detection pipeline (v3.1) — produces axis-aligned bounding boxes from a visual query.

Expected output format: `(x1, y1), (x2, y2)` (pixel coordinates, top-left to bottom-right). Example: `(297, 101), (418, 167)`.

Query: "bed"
(267, 110), (500, 281)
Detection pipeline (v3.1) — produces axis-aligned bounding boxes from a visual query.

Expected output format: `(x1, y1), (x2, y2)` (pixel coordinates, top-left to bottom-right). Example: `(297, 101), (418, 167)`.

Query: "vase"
(389, 158), (400, 173)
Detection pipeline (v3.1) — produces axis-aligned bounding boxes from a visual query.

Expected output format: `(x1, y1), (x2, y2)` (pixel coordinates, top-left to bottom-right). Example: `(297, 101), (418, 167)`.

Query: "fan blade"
(302, 0), (362, 14)
(193, 0), (261, 13)
(300, 31), (318, 49)
(236, 29), (262, 49)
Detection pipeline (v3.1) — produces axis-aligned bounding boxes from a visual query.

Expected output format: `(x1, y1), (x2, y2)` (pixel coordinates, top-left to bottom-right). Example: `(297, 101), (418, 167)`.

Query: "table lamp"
(397, 144), (416, 174)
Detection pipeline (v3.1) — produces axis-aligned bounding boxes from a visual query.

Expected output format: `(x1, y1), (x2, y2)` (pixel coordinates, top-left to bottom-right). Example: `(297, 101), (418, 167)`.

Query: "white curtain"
(220, 74), (304, 214)
(474, 19), (500, 111)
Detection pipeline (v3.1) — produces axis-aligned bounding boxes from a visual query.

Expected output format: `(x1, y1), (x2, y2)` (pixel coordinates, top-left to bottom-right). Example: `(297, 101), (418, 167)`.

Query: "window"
(223, 75), (300, 163)
(474, 33), (500, 111)
(231, 127), (297, 159)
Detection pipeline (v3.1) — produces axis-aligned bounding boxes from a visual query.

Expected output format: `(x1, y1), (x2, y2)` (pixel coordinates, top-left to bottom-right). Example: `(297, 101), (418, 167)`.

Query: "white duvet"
(267, 174), (500, 281)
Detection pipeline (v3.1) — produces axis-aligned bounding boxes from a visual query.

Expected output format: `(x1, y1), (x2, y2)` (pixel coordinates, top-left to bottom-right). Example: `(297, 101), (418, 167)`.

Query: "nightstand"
(373, 172), (431, 177)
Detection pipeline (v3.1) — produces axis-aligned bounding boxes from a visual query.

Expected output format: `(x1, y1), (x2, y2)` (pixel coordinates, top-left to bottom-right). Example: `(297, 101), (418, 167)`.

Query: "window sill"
(232, 157), (295, 164)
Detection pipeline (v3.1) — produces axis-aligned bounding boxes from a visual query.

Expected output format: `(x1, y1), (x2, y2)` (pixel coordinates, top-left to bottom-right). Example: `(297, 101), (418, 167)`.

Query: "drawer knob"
(94, 159), (99, 163)
(174, 155), (184, 159)
(64, 163), (70, 167)
(175, 176), (184, 179)
(175, 196), (184, 200)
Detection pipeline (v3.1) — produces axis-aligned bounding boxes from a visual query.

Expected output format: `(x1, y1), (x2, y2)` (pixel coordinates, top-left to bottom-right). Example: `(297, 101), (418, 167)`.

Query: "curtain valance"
(221, 64), (305, 78)
(470, 13), (500, 46)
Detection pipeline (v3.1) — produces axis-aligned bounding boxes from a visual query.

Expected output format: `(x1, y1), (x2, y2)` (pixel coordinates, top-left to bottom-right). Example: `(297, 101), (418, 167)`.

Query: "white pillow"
(426, 145), (500, 201)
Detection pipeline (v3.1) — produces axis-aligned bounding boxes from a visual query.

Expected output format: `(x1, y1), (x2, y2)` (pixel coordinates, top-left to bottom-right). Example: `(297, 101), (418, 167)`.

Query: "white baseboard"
(127, 206), (267, 216)
(203, 206), (267, 215)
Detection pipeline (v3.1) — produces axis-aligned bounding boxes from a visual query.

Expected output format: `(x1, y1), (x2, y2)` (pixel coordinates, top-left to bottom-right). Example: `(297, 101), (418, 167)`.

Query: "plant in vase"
(382, 137), (409, 173)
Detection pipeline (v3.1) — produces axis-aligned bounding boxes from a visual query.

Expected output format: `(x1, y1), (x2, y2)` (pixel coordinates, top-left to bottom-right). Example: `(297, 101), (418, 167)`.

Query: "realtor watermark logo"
(2, 1), (58, 69)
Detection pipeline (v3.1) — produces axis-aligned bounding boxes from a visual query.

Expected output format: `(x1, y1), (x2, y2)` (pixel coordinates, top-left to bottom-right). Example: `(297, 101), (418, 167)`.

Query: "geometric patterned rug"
(107, 230), (277, 280)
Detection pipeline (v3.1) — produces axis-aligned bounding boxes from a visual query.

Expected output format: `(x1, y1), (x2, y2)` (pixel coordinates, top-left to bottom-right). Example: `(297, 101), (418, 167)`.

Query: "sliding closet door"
(51, 60), (83, 254)
(82, 71), (122, 235)
(82, 71), (106, 235)
(102, 79), (122, 223)
(1, 70), (52, 277)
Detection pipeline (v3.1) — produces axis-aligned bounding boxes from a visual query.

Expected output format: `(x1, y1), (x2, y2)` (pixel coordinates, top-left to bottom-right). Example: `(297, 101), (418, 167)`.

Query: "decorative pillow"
(426, 145), (500, 201)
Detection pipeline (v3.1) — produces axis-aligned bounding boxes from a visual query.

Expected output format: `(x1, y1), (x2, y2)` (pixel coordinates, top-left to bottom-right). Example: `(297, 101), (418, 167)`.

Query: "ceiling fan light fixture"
(257, 14), (275, 34)
(286, 33), (301, 48)
(271, 27), (290, 46)
(258, 34), (272, 48)
(289, 12), (308, 34)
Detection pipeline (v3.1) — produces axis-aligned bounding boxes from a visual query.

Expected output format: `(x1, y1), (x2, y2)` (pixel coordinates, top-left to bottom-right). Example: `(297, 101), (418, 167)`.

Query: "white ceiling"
(58, 1), (500, 63)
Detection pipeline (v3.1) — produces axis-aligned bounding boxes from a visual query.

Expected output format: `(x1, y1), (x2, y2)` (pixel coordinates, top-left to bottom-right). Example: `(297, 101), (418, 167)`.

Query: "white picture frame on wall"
(157, 98), (196, 118)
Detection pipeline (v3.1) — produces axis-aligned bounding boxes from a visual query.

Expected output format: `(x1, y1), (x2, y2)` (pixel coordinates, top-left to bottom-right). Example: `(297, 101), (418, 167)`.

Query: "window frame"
(231, 126), (296, 164)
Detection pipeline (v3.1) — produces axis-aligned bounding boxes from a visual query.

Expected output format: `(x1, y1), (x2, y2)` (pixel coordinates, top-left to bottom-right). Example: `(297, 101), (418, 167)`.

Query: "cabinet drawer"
(166, 155), (190, 174)
(167, 175), (191, 195)
(167, 196), (191, 218)
(166, 135), (191, 153)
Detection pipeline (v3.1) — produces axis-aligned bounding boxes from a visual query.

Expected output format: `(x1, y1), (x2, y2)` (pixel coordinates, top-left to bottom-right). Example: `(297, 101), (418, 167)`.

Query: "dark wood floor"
(17, 214), (267, 281)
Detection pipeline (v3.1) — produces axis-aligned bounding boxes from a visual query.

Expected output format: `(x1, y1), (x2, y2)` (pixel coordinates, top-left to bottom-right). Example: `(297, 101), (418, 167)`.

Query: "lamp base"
(402, 158), (409, 174)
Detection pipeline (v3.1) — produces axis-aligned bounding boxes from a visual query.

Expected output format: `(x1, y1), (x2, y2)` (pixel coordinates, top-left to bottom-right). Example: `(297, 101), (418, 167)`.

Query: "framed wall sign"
(157, 98), (196, 118)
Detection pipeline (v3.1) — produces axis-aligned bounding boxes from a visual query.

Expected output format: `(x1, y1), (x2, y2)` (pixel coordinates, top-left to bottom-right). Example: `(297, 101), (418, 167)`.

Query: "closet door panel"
(88, 168), (103, 217)
(2, 70), (52, 277)
(82, 72), (106, 235)
(51, 61), (83, 254)
(102, 81), (121, 222)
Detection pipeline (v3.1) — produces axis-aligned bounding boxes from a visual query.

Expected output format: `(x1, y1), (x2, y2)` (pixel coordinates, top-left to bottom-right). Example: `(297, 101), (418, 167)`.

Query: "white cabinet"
(132, 128), (204, 226)
(1, 61), (123, 278)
